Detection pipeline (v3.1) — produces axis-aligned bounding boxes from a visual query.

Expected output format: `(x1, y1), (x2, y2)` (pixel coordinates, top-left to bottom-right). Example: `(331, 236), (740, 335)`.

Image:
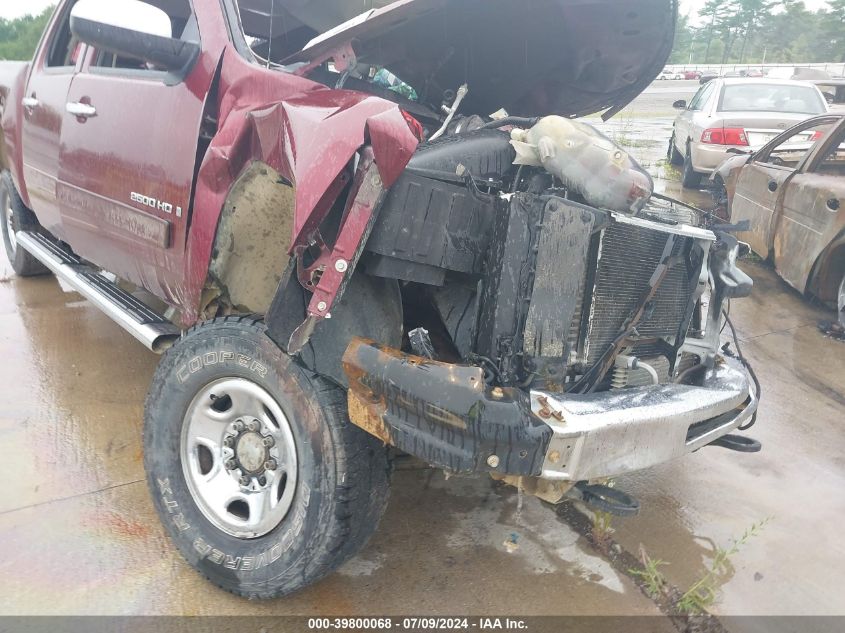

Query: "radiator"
(570, 221), (695, 368)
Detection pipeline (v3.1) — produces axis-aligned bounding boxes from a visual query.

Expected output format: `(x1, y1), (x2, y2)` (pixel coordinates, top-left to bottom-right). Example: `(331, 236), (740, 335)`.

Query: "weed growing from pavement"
(630, 545), (670, 599)
(590, 510), (616, 554)
(677, 518), (772, 614)
(630, 517), (772, 615)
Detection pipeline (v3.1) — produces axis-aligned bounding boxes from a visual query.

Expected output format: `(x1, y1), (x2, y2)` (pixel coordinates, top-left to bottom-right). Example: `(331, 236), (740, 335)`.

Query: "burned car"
(1, 0), (760, 598)
(714, 114), (845, 329)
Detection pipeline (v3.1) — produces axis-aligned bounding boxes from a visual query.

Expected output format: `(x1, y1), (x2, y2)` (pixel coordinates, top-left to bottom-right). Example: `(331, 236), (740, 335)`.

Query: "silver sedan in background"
(668, 78), (828, 187)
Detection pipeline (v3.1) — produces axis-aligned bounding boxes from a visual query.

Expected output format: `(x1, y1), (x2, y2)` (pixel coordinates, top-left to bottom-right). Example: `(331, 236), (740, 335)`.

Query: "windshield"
(234, 0), (396, 65)
(718, 84), (826, 115)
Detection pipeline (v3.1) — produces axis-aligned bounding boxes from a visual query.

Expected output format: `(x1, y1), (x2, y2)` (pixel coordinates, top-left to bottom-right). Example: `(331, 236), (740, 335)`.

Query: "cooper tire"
(1, 171), (49, 277)
(668, 134), (683, 166)
(144, 315), (391, 598)
(682, 143), (702, 188)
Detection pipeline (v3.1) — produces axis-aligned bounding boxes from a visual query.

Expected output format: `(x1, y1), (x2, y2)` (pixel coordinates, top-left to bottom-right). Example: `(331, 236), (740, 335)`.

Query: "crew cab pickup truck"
(0, 0), (761, 598)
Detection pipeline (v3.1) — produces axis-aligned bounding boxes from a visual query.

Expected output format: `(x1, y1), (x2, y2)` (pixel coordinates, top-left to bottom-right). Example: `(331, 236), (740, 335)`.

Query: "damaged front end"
(246, 0), (758, 511)
(342, 158), (758, 505)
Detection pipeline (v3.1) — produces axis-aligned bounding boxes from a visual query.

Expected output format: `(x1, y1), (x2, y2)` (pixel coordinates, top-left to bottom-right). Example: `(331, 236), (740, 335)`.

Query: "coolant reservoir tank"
(511, 116), (653, 214)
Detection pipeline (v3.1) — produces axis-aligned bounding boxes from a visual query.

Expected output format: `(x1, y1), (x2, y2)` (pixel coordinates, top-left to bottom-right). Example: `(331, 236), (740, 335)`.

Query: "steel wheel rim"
(838, 275), (845, 326)
(180, 377), (298, 538)
(3, 193), (15, 256)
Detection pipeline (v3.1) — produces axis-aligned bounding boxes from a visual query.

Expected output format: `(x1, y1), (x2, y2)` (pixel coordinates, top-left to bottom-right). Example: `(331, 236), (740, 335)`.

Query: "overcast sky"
(1, 0), (55, 20)
(681, 0), (830, 22)
(0, 0), (835, 20)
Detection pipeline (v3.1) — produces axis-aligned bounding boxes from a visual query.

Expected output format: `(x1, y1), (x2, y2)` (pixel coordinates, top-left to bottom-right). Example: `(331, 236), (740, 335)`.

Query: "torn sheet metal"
(185, 51), (420, 324)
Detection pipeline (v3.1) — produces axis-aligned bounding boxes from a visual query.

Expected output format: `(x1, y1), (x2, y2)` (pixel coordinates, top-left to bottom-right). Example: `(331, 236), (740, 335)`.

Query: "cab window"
(46, 1), (83, 69)
(90, 0), (196, 72)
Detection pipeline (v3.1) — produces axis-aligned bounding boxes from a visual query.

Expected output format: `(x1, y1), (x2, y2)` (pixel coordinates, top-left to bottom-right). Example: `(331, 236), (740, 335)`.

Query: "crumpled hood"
(266, 0), (676, 119)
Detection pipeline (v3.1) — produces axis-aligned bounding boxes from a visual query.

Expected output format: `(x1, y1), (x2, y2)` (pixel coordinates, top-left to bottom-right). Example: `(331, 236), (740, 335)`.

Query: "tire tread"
(144, 316), (391, 599)
(1, 171), (49, 277)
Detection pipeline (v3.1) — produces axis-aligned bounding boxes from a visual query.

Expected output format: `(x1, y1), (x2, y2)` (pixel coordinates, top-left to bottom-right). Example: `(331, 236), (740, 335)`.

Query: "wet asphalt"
(1, 81), (844, 620)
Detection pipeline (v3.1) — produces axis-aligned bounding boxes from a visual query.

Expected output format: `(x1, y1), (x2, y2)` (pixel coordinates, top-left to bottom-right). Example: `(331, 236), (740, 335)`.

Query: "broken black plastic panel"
(342, 338), (553, 476)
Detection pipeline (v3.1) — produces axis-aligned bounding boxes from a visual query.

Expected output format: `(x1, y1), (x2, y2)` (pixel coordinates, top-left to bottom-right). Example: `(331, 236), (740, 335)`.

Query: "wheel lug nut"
(258, 475), (267, 486)
(239, 475), (251, 486)
(262, 436), (275, 448)
(232, 420), (244, 432)
(264, 459), (277, 471)
(225, 459), (237, 470)
(223, 435), (235, 448)
(246, 420), (259, 432)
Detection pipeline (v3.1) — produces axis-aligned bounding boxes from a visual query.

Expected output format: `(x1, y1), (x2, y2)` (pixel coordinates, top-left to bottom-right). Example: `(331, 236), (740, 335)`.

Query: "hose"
(673, 362), (706, 385)
(428, 84), (468, 141)
(480, 116), (540, 130)
(634, 359), (660, 385)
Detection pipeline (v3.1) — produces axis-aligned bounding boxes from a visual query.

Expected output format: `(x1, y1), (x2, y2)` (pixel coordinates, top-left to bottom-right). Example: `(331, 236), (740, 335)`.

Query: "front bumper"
(532, 356), (756, 481)
(343, 339), (757, 482)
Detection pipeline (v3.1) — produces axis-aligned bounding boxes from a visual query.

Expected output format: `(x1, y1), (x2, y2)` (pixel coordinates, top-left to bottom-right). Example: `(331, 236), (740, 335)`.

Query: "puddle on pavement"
(0, 274), (157, 513)
(607, 268), (845, 615)
(430, 474), (625, 593)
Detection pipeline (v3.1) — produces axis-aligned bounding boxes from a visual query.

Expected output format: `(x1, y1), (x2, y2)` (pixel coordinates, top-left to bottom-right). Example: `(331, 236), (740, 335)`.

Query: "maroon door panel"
(58, 51), (215, 305)
(21, 3), (84, 234)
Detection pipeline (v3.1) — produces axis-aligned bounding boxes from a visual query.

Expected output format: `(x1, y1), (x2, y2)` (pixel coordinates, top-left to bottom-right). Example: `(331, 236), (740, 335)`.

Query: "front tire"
(1, 171), (49, 277)
(144, 316), (391, 598)
(682, 143), (702, 188)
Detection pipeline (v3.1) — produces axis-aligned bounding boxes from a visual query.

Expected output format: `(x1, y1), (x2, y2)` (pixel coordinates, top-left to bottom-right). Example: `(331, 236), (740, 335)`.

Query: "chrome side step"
(15, 231), (181, 353)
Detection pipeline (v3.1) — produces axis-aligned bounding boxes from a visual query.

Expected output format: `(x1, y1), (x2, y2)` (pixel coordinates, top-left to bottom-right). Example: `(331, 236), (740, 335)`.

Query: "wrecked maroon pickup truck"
(1, 0), (760, 598)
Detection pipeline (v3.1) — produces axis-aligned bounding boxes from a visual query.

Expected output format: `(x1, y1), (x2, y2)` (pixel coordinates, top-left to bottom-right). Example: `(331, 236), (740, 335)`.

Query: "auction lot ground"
(1, 81), (844, 624)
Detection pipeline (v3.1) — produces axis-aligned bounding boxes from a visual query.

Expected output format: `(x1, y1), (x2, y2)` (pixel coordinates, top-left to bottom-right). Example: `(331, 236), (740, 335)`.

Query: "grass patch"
(590, 510), (616, 554)
(630, 517), (772, 615)
(613, 135), (661, 150)
(630, 545), (670, 599)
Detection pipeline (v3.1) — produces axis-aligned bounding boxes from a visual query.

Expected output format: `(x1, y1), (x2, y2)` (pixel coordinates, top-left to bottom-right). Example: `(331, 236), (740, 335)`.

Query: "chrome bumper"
(531, 356), (756, 481)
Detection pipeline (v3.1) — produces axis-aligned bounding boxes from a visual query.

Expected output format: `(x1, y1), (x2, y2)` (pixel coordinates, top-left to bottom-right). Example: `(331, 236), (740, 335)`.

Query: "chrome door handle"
(66, 102), (97, 118)
(21, 97), (39, 109)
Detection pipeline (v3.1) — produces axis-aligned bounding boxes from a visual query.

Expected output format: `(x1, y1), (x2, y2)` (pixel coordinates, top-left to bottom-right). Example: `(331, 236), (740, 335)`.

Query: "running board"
(15, 231), (181, 353)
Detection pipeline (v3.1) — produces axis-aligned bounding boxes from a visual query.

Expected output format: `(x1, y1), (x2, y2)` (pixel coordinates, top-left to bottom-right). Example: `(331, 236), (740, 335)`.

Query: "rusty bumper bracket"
(342, 338), (553, 476)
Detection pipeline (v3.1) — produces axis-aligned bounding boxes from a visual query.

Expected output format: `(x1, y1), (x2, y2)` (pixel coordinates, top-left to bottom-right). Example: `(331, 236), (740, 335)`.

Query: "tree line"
(0, 7), (53, 61)
(670, 0), (845, 65)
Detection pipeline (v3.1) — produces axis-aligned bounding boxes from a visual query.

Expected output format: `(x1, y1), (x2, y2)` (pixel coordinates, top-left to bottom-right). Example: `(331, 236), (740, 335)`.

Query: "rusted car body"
(715, 114), (845, 325)
(815, 79), (845, 114)
(1, 0), (764, 597)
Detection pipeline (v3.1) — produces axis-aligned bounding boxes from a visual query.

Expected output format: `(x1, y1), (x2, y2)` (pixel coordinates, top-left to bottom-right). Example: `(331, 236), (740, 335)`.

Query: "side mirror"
(70, 0), (199, 78)
(672, 99), (687, 109)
